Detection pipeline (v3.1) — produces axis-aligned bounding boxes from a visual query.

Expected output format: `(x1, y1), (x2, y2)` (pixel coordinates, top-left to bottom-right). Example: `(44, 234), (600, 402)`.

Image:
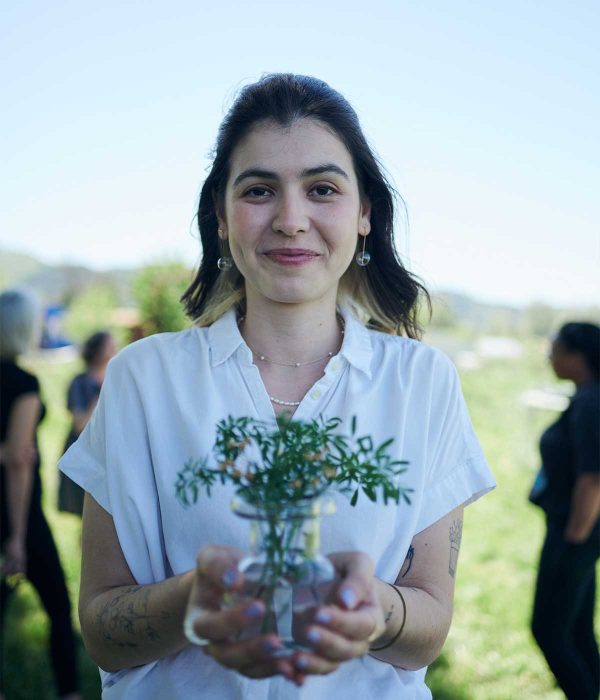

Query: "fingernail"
(222, 569), (238, 587)
(261, 639), (279, 653)
(315, 610), (331, 624)
(307, 628), (320, 644)
(340, 587), (357, 609)
(244, 602), (263, 619)
(295, 656), (309, 669)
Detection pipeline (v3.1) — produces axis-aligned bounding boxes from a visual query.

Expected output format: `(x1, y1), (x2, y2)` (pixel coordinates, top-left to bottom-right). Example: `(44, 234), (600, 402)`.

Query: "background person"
(0, 289), (81, 700)
(60, 74), (495, 699)
(530, 321), (600, 700)
(58, 331), (116, 516)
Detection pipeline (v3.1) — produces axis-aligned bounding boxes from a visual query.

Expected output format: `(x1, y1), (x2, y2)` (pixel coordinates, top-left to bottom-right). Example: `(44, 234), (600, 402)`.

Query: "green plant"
(132, 261), (191, 334)
(175, 414), (411, 511)
(176, 414), (411, 649)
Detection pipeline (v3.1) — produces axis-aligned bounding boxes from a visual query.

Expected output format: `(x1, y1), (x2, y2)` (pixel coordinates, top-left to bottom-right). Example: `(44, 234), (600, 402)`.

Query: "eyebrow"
(232, 163), (350, 188)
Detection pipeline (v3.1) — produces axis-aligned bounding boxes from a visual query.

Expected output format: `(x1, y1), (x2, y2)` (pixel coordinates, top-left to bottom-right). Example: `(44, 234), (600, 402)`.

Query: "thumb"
(195, 544), (245, 591)
(328, 551), (374, 610)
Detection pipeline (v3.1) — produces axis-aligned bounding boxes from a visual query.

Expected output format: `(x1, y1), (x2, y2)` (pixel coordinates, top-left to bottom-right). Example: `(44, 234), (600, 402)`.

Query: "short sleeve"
(67, 375), (87, 412)
(569, 391), (600, 475)
(60, 373), (112, 512)
(414, 355), (495, 533)
(59, 346), (166, 584)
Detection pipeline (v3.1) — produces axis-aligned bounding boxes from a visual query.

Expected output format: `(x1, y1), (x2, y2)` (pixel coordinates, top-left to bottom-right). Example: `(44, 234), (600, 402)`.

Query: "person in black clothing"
(0, 289), (81, 700)
(530, 321), (600, 700)
(58, 330), (116, 516)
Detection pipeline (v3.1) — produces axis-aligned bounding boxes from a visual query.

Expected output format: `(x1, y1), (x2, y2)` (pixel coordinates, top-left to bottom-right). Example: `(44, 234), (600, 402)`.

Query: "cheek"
(227, 204), (269, 245)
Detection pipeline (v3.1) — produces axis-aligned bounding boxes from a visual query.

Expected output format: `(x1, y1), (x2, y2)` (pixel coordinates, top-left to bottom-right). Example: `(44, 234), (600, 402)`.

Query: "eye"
(243, 186), (272, 199)
(309, 184), (337, 198)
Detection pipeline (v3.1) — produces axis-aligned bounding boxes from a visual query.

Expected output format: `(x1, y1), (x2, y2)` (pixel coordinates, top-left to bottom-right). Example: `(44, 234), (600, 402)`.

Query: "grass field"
(2, 339), (594, 699)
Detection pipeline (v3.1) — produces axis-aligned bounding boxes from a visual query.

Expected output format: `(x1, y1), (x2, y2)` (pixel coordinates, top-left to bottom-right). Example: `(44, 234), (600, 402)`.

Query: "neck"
(88, 364), (107, 382)
(240, 296), (341, 365)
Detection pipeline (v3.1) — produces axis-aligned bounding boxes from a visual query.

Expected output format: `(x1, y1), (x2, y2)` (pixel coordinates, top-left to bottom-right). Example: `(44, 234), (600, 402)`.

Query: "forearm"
(5, 458), (35, 540)
(72, 404), (96, 435)
(369, 579), (451, 670)
(81, 570), (194, 672)
(565, 474), (600, 542)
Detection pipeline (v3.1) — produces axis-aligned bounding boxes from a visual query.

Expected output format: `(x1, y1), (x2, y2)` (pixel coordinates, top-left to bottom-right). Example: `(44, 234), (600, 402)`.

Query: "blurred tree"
(487, 308), (519, 336)
(429, 296), (458, 329)
(64, 282), (121, 343)
(132, 261), (191, 334)
(520, 302), (558, 337)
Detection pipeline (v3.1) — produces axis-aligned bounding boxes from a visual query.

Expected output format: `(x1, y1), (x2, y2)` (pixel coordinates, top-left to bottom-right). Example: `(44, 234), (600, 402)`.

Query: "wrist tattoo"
(96, 585), (168, 647)
(384, 603), (394, 624)
(449, 519), (463, 578)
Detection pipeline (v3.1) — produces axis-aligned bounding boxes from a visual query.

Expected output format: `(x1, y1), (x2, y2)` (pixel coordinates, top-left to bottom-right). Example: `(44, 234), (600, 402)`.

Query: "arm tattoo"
(400, 545), (415, 578)
(448, 519), (463, 578)
(96, 585), (169, 647)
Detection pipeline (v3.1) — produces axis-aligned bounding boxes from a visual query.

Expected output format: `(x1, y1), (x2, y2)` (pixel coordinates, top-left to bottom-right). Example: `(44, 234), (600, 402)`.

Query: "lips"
(263, 248), (320, 266)
(264, 248), (319, 257)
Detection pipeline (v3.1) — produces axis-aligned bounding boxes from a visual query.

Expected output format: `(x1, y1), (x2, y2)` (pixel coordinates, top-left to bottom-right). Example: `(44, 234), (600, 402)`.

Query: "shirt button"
(331, 360), (340, 371)
(310, 389), (322, 400)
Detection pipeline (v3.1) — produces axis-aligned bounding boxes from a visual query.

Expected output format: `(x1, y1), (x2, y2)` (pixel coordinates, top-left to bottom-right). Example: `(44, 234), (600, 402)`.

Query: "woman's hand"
(186, 545), (300, 683)
(289, 551), (386, 676)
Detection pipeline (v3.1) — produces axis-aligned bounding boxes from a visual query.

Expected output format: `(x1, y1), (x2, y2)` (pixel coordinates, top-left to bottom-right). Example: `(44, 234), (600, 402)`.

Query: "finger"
(196, 545), (245, 591)
(300, 624), (369, 662)
(293, 651), (341, 676)
(207, 633), (284, 669)
(328, 551), (374, 610)
(191, 599), (265, 642)
(238, 657), (298, 681)
(312, 603), (379, 642)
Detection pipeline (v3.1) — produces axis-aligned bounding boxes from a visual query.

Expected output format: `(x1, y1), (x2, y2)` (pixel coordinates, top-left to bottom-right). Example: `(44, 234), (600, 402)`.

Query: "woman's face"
(548, 339), (582, 380)
(219, 118), (370, 310)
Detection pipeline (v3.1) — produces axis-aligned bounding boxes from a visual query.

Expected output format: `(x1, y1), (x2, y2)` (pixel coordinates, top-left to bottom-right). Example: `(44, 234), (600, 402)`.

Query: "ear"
(216, 215), (228, 240)
(213, 189), (228, 239)
(359, 199), (372, 236)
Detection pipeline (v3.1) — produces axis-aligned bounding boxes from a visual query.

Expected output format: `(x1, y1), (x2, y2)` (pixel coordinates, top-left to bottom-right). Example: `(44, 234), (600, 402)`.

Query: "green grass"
(3, 341), (596, 698)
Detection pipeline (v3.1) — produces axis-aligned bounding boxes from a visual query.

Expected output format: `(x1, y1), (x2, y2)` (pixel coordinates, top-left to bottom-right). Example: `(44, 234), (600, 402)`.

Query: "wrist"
(370, 580), (407, 651)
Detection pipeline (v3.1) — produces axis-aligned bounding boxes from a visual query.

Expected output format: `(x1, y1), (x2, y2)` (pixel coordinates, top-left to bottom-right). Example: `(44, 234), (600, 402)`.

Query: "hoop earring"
(355, 235), (370, 266)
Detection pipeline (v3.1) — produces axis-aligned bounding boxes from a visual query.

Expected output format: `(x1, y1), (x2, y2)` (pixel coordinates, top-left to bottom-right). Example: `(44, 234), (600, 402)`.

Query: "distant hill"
(0, 248), (134, 306)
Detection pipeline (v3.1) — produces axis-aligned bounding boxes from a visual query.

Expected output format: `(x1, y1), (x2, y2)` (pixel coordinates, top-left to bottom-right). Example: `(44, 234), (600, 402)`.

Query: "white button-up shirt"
(61, 306), (495, 700)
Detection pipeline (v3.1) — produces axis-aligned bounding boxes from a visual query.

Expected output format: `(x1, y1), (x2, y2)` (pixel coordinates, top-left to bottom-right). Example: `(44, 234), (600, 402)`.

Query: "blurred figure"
(0, 289), (80, 700)
(530, 322), (600, 700)
(58, 331), (116, 516)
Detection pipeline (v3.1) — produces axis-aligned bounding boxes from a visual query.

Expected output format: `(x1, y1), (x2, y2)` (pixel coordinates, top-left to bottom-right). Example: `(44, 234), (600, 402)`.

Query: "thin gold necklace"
(238, 315), (344, 406)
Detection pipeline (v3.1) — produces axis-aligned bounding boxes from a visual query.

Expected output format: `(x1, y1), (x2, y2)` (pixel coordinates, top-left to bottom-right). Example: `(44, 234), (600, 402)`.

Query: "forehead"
(228, 118), (357, 181)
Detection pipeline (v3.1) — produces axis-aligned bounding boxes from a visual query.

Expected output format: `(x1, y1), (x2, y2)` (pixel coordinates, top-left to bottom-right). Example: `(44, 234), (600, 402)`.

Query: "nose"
(272, 190), (309, 236)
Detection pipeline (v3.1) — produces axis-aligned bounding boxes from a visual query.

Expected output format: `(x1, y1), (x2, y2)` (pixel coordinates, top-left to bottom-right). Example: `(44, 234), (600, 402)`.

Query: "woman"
(530, 322), (600, 700)
(0, 289), (81, 700)
(59, 331), (116, 516)
(60, 74), (495, 699)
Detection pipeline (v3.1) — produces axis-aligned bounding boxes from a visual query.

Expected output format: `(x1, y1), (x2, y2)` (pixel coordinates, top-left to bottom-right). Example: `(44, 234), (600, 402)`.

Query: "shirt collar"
(207, 309), (247, 367)
(338, 305), (373, 379)
(207, 305), (373, 378)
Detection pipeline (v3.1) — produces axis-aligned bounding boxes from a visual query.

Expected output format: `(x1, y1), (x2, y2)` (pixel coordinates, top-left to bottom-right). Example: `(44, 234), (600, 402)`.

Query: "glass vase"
(228, 495), (337, 656)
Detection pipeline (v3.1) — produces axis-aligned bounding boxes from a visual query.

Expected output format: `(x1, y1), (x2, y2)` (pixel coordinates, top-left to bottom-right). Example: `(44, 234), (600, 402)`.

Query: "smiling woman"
(59, 74), (496, 700)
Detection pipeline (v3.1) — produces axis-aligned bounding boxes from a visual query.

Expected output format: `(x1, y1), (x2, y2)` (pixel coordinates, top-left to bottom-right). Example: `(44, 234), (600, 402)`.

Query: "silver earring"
(356, 235), (370, 266)
(217, 256), (233, 271)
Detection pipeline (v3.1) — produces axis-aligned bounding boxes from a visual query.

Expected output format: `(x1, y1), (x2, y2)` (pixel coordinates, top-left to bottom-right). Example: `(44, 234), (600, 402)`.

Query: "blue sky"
(1, 0), (598, 306)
